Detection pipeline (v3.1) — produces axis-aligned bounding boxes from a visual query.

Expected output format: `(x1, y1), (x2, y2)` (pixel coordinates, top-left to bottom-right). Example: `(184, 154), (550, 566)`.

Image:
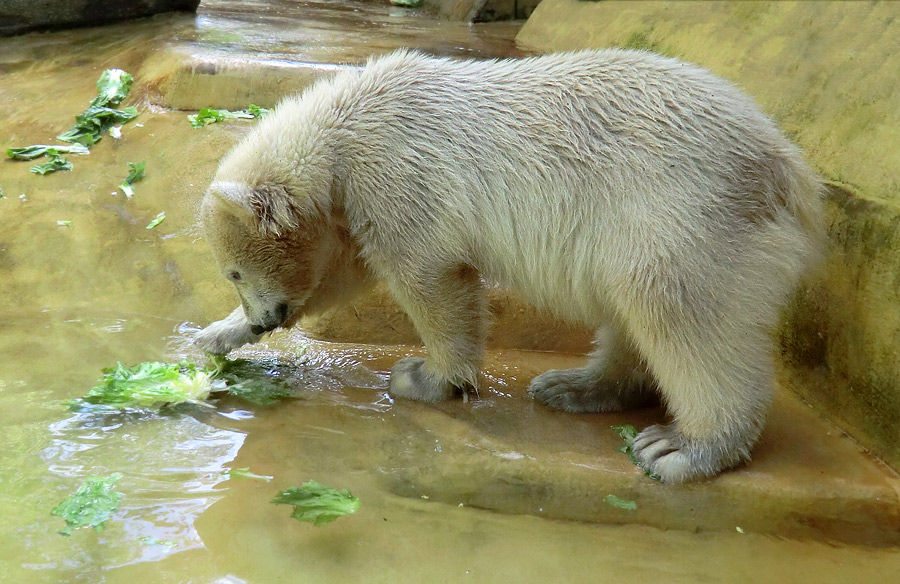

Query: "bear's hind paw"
(632, 424), (750, 483)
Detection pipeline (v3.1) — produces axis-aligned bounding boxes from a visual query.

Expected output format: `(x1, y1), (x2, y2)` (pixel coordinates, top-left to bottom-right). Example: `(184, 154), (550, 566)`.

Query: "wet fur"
(196, 49), (823, 483)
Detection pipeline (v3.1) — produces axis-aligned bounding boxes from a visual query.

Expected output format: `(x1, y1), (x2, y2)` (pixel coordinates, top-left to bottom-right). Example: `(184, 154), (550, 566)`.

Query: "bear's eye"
(229, 271), (242, 282)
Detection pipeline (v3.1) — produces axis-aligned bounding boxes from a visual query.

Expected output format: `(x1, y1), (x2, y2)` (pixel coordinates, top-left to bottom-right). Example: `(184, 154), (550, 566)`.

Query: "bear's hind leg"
(626, 308), (773, 483)
(529, 325), (658, 412)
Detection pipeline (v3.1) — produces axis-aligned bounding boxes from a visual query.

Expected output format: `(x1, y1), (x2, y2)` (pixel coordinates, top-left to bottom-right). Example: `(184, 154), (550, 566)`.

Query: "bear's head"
(201, 180), (368, 335)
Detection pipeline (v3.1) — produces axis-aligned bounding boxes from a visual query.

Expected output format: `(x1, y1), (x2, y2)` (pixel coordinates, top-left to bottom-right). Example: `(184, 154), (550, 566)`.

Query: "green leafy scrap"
(271, 481), (360, 526)
(188, 104), (269, 128)
(208, 354), (295, 405)
(603, 494), (638, 511)
(6, 144), (89, 160)
(51, 474), (123, 536)
(390, 0), (423, 7)
(70, 361), (215, 410)
(6, 69), (135, 175)
(145, 211), (165, 229)
(91, 69), (134, 107)
(246, 104), (271, 118)
(58, 105), (139, 147)
(226, 467), (274, 481)
(69, 356), (300, 411)
(611, 425), (661, 481)
(119, 161), (146, 197)
(30, 152), (73, 175)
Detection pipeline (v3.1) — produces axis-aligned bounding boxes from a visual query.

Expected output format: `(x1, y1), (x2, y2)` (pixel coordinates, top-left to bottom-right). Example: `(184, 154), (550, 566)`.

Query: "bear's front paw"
(389, 357), (457, 403)
(193, 318), (261, 355)
(529, 368), (600, 412)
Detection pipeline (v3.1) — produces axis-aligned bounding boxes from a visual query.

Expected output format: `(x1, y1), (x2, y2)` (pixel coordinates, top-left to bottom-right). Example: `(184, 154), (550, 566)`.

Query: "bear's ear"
(210, 181), (301, 237)
(246, 184), (302, 237)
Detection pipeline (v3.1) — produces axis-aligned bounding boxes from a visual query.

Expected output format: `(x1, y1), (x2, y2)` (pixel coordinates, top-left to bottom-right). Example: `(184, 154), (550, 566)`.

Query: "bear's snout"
(249, 302), (289, 335)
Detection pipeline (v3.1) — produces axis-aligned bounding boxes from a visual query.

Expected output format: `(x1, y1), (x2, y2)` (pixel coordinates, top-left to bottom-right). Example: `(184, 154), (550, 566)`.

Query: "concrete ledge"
(241, 337), (900, 546)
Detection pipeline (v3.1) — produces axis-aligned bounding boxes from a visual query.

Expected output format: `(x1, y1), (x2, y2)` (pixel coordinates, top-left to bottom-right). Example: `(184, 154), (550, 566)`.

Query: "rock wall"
(0, 0), (201, 36)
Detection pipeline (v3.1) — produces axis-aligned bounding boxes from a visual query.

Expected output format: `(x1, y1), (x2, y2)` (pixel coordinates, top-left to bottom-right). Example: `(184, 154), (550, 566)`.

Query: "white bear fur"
(196, 49), (824, 482)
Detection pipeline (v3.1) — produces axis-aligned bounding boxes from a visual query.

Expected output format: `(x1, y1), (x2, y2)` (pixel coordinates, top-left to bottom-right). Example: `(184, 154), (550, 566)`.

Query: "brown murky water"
(1, 2), (900, 583)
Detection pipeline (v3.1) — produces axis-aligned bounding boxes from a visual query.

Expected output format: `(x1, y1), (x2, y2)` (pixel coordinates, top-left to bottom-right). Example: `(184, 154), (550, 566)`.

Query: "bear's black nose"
(250, 303), (289, 336)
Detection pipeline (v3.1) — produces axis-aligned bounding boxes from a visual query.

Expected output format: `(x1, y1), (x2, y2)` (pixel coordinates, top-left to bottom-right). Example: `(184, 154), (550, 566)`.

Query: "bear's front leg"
(194, 306), (262, 354)
(384, 264), (485, 403)
(390, 357), (457, 402)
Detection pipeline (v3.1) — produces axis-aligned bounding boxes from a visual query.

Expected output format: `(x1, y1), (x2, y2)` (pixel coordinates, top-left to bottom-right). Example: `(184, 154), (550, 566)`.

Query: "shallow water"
(1, 2), (900, 583)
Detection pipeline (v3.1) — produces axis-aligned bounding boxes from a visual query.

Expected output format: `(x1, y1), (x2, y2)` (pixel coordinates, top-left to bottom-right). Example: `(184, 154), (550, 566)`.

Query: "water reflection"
(37, 413), (245, 570)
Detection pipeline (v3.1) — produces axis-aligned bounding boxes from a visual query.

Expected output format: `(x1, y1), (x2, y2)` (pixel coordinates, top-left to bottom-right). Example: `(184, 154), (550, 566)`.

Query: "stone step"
(242, 336), (900, 547)
(138, 0), (524, 110)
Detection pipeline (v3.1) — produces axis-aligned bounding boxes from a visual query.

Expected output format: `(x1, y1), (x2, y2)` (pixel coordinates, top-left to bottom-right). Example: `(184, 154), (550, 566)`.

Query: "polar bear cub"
(195, 49), (823, 483)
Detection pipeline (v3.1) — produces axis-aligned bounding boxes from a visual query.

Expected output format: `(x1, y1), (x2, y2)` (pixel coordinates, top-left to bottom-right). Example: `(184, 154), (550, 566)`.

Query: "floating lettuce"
(119, 161), (146, 197)
(6, 144), (89, 160)
(56, 68), (137, 147)
(51, 474), (123, 536)
(188, 104), (270, 128)
(70, 356), (297, 411)
(58, 106), (139, 147)
(611, 425), (661, 481)
(226, 467), (273, 481)
(30, 151), (73, 175)
(145, 211), (165, 229)
(70, 361), (215, 410)
(271, 481), (360, 526)
(208, 354), (294, 405)
(90, 69), (134, 108)
(7, 69), (136, 174)
(603, 494), (637, 511)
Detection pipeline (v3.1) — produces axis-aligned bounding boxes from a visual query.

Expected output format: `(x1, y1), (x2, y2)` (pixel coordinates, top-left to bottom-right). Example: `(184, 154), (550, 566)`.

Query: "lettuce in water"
(271, 481), (360, 526)
(188, 104), (270, 128)
(70, 361), (215, 410)
(51, 474), (123, 536)
(119, 161), (146, 198)
(70, 356), (298, 411)
(6, 144), (89, 160)
(208, 354), (294, 405)
(29, 151), (73, 175)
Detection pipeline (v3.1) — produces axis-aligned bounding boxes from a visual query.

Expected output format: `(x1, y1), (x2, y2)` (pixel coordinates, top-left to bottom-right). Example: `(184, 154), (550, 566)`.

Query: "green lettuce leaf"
(6, 144), (89, 160)
(208, 354), (295, 405)
(271, 481), (360, 526)
(51, 474), (123, 536)
(91, 69), (134, 107)
(145, 211), (165, 229)
(603, 494), (637, 511)
(226, 467), (274, 481)
(30, 152), (73, 175)
(119, 161), (146, 197)
(611, 425), (661, 481)
(58, 106), (139, 146)
(188, 105), (267, 128)
(70, 361), (214, 410)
